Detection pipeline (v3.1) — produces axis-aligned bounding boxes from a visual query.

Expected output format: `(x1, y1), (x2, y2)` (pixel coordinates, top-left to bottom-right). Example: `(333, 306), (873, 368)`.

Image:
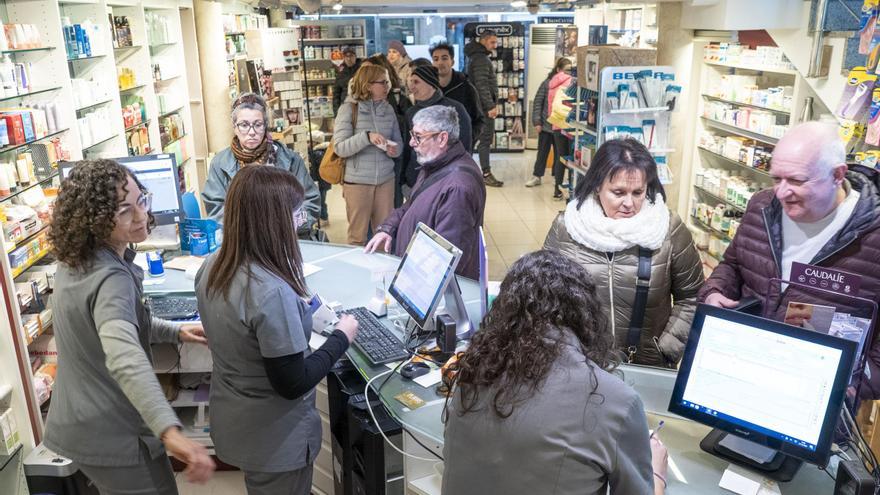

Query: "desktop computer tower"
(329, 361), (404, 495)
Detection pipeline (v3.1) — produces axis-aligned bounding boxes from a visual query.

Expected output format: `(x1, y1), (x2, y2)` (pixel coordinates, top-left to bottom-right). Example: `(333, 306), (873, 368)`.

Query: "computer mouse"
(400, 361), (431, 380)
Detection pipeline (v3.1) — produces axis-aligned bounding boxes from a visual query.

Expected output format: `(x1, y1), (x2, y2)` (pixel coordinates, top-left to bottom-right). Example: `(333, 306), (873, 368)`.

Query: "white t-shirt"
(780, 188), (859, 282)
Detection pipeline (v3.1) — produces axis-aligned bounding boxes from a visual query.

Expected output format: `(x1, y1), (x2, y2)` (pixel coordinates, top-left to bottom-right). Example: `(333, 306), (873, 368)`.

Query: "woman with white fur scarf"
(543, 139), (704, 367)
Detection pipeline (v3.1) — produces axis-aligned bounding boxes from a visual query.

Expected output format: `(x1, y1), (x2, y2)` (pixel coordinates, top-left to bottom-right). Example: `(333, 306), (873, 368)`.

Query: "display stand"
(463, 22), (526, 152)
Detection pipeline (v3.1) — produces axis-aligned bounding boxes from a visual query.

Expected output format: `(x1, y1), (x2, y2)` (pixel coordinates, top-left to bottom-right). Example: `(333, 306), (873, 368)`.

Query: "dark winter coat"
(401, 90), (473, 188)
(531, 78), (551, 130)
(332, 61), (360, 115)
(377, 141), (486, 279)
(464, 41), (497, 113)
(699, 171), (880, 399)
(441, 70), (485, 142)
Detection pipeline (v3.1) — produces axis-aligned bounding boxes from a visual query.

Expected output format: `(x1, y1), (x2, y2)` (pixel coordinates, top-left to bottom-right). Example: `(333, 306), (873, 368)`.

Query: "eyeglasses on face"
(235, 120), (266, 134)
(371, 80), (391, 86)
(410, 131), (441, 146)
(116, 192), (152, 224)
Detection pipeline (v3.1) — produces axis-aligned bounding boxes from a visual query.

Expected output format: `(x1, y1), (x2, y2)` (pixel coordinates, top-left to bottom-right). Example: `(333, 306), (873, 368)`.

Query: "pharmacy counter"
(149, 242), (835, 495)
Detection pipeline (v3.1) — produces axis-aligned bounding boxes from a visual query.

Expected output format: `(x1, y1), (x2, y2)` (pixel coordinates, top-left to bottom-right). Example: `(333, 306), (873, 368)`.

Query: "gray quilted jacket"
(543, 211), (704, 367)
(332, 97), (402, 185)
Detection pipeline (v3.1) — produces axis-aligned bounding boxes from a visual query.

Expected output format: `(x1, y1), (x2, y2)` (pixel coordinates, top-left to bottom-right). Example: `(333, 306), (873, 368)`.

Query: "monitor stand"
(700, 429), (802, 482)
(440, 276), (472, 340)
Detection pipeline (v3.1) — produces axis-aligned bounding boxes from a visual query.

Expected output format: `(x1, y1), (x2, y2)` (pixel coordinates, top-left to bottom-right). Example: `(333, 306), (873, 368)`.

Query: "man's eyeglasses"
(116, 192), (152, 225)
(235, 121), (266, 134)
(410, 131), (441, 146)
(371, 80), (391, 86)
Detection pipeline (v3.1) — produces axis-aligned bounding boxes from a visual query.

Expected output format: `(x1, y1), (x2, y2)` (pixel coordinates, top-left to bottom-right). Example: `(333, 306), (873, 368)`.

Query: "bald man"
(699, 122), (880, 399)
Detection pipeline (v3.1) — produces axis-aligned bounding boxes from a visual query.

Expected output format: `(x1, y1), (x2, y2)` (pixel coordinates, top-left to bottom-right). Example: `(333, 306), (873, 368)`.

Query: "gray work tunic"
(195, 255), (320, 473)
(44, 247), (179, 466)
(442, 329), (655, 495)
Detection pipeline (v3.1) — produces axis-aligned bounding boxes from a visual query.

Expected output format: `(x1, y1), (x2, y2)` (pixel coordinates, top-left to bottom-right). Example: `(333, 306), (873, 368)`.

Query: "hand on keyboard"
(335, 314), (359, 343)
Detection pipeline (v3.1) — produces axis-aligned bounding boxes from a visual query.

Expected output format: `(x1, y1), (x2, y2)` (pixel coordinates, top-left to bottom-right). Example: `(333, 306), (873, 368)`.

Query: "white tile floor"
(176, 149), (561, 494)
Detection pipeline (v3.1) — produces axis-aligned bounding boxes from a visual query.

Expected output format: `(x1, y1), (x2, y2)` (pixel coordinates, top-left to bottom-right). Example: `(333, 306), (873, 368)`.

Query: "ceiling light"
(510, 0), (527, 8)
(332, 1), (343, 11)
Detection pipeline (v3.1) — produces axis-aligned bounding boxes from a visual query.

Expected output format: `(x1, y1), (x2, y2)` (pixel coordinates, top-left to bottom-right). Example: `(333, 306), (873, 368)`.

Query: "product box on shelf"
(1, 113), (25, 145)
(0, 406), (20, 455)
(577, 45), (657, 90)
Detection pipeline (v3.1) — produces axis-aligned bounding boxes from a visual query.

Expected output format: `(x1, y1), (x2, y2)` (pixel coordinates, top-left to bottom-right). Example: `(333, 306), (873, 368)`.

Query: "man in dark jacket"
(332, 48), (360, 115)
(365, 105), (486, 280)
(465, 32), (503, 187)
(431, 42), (485, 142)
(401, 64), (473, 188)
(699, 122), (880, 400)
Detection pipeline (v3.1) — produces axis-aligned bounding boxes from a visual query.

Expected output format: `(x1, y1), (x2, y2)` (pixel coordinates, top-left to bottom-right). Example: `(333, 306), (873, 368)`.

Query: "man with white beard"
(364, 105), (487, 279)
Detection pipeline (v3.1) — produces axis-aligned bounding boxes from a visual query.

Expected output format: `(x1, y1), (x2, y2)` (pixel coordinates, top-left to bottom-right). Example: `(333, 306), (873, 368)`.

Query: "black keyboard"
(343, 307), (410, 366)
(149, 296), (199, 320)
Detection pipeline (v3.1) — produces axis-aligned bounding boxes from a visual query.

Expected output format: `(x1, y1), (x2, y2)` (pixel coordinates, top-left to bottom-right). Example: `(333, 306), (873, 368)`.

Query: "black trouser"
(531, 130), (554, 177)
(477, 116), (494, 174)
(551, 131), (571, 188)
(532, 130), (570, 187)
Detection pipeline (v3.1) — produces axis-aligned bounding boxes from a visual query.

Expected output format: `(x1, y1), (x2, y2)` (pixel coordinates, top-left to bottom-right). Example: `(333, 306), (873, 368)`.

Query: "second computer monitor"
(388, 223), (462, 330)
(669, 304), (856, 468)
(61, 155), (183, 226)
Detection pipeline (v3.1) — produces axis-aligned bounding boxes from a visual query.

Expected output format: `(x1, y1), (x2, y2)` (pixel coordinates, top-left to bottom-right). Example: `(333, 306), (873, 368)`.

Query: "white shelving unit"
(288, 19), (366, 147)
(0, 0), (201, 447)
(681, 42), (830, 274)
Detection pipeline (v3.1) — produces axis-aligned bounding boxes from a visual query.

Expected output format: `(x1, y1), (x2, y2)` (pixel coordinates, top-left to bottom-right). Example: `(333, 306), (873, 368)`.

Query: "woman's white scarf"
(563, 194), (670, 252)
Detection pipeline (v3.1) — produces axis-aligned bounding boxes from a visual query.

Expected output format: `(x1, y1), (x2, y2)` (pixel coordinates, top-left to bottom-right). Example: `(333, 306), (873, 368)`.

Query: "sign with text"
(790, 262), (862, 296)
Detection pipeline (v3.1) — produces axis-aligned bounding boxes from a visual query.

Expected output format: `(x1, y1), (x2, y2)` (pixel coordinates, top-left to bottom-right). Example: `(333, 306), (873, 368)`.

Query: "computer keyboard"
(342, 307), (411, 366)
(149, 296), (199, 320)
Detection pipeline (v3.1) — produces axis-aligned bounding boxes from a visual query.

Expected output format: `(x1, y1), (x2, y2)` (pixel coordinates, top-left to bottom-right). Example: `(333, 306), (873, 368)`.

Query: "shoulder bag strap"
(625, 246), (653, 363)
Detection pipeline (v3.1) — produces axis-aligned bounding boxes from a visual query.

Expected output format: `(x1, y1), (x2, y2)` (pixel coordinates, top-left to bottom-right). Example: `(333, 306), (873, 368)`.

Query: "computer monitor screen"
(388, 223), (462, 329)
(60, 155), (183, 226)
(668, 304), (856, 467)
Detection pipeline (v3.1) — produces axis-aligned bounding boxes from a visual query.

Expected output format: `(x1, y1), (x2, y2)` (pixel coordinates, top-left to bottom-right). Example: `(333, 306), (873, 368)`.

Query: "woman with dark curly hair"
(43, 159), (215, 494)
(441, 250), (668, 495)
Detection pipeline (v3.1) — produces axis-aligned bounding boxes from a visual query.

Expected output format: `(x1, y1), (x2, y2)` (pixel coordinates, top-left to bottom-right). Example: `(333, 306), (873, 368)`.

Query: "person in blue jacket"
(201, 92), (320, 234)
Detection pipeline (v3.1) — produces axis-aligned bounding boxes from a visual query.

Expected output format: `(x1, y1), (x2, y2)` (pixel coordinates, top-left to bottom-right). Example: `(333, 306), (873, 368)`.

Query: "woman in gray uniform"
(442, 250), (669, 495)
(44, 159), (215, 494)
(195, 166), (358, 495)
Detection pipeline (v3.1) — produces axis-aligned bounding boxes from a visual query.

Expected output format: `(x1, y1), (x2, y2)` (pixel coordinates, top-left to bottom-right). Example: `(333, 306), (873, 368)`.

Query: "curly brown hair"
(49, 159), (151, 271)
(444, 249), (619, 419)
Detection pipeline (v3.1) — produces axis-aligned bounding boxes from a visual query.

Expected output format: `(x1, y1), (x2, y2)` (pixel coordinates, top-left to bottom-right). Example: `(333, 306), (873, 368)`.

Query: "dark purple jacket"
(377, 141), (486, 279)
(699, 171), (880, 399)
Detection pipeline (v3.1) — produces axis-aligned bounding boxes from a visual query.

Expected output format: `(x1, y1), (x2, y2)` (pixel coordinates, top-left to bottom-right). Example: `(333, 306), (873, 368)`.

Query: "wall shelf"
(82, 134), (119, 151)
(0, 173), (58, 205)
(696, 146), (772, 179)
(701, 117), (779, 145)
(75, 98), (114, 113)
(693, 185), (745, 213)
(3, 46), (55, 55)
(0, 86), (61, 102)
(703, 59), (797, 76)
(119, 83), (147, 94)
(701, 94), (791, 116)
(0, 128), (68, 156)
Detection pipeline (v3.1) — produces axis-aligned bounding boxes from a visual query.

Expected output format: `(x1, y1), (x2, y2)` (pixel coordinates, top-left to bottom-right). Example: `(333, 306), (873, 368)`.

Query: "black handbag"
(625, 247), (653, 362)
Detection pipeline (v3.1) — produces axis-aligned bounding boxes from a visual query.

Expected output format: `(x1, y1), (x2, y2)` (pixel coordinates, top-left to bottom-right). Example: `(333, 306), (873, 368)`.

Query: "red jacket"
(699, 171), (880, 399)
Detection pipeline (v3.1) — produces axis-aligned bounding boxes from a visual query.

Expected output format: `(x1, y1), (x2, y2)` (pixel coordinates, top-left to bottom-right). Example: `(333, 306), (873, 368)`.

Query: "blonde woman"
(332, 64), (403, 245)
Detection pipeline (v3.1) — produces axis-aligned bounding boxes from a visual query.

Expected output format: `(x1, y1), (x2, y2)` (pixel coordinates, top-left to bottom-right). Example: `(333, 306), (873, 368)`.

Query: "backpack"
(319, 102), (358, 185)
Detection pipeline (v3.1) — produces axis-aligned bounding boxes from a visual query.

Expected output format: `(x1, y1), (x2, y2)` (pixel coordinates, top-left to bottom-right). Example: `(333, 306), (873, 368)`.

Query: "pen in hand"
(650, 420), (665, 439)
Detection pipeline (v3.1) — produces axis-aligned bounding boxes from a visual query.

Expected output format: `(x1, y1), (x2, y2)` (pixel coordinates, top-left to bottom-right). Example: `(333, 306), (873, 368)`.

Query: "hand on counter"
(364, 232), (393, 254)
(651, 435), (668, 494)
(704, 292), (739, 309)
(179, 324), (208, 345)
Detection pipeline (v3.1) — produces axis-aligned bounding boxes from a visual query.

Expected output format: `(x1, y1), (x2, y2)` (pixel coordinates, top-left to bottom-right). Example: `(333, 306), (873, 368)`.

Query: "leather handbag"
(319, 102), (358, 185)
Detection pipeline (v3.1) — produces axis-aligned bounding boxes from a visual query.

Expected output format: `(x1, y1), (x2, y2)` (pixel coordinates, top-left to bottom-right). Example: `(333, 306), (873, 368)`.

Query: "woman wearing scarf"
(201, 92), (321, 232)
(543, 139), (704, 368)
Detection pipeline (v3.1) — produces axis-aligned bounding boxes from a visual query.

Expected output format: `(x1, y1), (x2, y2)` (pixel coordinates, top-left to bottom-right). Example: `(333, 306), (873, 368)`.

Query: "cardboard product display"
(577, 45), (657, 90)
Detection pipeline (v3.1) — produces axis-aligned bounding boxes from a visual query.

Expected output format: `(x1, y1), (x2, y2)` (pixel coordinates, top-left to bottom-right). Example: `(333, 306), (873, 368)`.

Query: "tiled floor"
(320, 149), (563, 281)
(176, 150), (561, 494)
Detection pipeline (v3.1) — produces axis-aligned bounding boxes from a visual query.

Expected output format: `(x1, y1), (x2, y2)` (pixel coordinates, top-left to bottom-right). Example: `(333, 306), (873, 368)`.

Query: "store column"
(193, 0), (233, 153)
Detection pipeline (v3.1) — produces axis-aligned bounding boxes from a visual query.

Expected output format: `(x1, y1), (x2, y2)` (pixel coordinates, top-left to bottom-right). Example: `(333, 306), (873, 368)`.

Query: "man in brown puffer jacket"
(700, 122), (880, 400)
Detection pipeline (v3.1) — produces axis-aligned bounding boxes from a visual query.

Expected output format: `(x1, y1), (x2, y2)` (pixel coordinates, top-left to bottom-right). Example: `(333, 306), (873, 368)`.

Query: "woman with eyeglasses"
(201, 92), (321, 233)
(332, 64), (403, 245)
(44, 160), (215, 494)
(196, 166), (359, 495)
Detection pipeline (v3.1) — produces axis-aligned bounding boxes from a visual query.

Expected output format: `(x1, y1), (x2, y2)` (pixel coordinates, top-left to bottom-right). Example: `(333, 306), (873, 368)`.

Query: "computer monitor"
(388, 223), (468, 334)
(60, 155), (183, 226)
(669, 304), (856, 480)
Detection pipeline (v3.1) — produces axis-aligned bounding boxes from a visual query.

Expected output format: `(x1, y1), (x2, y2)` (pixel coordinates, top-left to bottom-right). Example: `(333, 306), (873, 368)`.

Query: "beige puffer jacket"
(543, 211), (704, 367)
